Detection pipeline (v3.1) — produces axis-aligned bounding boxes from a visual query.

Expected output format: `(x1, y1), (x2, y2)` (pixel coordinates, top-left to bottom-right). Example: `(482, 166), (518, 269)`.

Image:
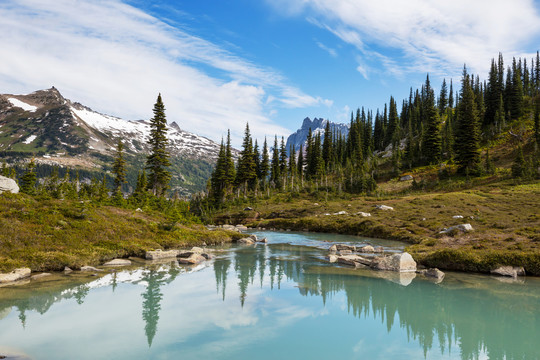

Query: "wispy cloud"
(270, 0), (540, 77)
(0, 0), (331, 146)
(316, 41), (338, 58)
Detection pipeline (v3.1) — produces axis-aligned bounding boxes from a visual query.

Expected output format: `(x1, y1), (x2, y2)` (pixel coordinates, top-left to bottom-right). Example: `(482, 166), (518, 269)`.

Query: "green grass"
(213, 180), (540, 275)
(0, 193), (242, 272)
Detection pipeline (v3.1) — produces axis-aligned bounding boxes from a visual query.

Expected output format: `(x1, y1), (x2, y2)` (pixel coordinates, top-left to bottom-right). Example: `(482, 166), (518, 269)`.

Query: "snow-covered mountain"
(285, 117), (349, 155)
(0, 87), (234, 193)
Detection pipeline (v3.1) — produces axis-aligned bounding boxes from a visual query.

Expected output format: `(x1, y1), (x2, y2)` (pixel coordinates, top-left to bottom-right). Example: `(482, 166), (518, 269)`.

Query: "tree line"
(207, 52), (540, 206)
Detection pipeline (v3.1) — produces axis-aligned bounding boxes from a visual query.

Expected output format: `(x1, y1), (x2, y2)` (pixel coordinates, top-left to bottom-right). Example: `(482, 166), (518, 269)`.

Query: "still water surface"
(0, 231), (538, 359)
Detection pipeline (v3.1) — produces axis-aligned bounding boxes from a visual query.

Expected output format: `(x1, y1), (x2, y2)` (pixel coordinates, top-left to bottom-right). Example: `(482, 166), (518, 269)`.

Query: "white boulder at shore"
(103, 259), (132, 266)
(0, 175), (19, 194)
(491, 266), (525, 278)
(371, 253), (417, 272)
(0, 268), (31, 283)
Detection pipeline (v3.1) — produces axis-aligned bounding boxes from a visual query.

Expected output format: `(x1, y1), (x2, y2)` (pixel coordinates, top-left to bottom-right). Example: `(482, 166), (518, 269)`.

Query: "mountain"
(0, 87), (235, 195)
(285, 117), (349, 155)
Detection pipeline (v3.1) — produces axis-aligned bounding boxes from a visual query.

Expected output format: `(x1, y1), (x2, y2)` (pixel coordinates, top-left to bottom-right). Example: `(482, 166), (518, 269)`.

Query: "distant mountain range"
(0, 87), (236, 194)
(285, 117), (349, 155)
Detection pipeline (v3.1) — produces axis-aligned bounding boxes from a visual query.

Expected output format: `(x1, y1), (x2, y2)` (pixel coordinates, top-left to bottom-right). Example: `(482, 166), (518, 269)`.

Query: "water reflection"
(0, 234), (538, 360)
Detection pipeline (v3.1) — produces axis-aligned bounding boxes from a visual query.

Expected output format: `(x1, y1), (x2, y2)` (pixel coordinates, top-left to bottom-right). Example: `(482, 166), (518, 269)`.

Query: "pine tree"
(225, 130), (236, 189)
(385, 96), (399, 147)
(448, 79), (454, 109)
(132, 170), (148, 205)
(260, 137), (270, 184)
(112, 139), (127, 198)
(279, 137), (287, 174)
(438, 78), (448, 115)
(146, 94), (171, 197)
(235, 123), (257, 190)
(322, 120), (333, 170)
(422, 75), (442, 164)
(512, 146), (525, 178)
(270, 136), (281, 188)
(455, 67), (481, 174)
(20, 158), (37, 195)
(297, 144), (304, 183)
(210, 140), (227, 203)
(535, 97), (540, 146)
(253, 140), (261, 182)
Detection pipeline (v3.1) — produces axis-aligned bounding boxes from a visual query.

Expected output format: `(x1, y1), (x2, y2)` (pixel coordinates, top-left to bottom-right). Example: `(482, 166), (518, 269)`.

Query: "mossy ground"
(213, 179), (540, 275)
(0, 193), (241, 272)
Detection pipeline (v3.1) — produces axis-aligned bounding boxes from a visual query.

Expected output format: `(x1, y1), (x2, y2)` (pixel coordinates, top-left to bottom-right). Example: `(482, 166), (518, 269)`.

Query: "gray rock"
(63, 267), (73, 273)
(452, 215), (464, 219)
(0, 175), (19, 194)
(190, 247), (204, 254)
(236, 225), (248, 231)
(371, 252), (416, 272)
(237, 237), (255, 245)
(337, 255), (371, 268)
(0, 268), (31, 283)
(374, 246), (384, 253)
(221, 225), (236, 231)
(358, 245), (375, 253)
(145, 249), (180, 260)
(178, 254), (206, 265)
(400, 175), (413, 181)
(418, 268), (445, 280)
(334, 244), (356, 251)
(328, 244), (337, 252)
(80, 266), (102, 272)
(490, 266), (526, 278)
(333, 211), (348, 215)
(355, 212), (371, 217)
(338, 250), (353, 255)
(257, 237), (268, 243)
(375, 205), (394, 211)
(439, 223), (474, 234)
(327, 254), (338, 263)
(248, 234), (258, 241)
(103, 259), (131, 266)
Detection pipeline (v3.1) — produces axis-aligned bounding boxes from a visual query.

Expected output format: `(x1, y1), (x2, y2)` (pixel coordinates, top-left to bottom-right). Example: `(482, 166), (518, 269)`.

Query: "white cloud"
(316, 41), (338, 58)
(270, 0), (540, 77)
(0, 0), (331, 146)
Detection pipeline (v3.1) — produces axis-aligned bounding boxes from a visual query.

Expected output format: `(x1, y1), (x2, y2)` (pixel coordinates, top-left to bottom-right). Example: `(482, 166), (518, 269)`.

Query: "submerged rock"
(80, 266), (102, 272)
(103, 259), (131, 266)
(338, 255), (369, 269)
(371, 252), (416, 272)
(31, 273), (52, 280)
(178, 254), (206, 265)
(0, 268), (31, 283)
(418, 268), (445, 281)
(490, 266), (525, 278)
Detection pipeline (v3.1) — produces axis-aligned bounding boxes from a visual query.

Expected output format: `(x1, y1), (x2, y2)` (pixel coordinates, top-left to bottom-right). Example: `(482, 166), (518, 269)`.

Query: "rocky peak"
(25, 87), (66, 107)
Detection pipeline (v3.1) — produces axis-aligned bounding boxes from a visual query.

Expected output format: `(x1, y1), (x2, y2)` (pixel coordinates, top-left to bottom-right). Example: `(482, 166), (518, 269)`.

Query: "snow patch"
(8, 98), (37, 112)
(23, 135), (37, 144)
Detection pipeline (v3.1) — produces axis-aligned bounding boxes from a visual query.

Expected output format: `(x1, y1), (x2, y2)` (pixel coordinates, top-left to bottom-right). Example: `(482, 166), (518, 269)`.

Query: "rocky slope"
(0, 87), (234, 194)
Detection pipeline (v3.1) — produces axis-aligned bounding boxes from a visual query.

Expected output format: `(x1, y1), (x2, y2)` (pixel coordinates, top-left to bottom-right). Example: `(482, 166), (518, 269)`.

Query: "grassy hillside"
(0, 193), (242, 273)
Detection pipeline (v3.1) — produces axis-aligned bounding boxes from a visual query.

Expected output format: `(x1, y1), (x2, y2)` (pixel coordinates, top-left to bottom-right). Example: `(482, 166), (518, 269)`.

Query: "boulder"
(358, 245), (375, 253)
(490, 266), (526, 278)
(338, 255), (369, 268)
(333, 211), (348, 215)
(0, 175), (19, 194)
(190, 247), (204, 253)
(452, 215), (464, 219)
(248, 234), (258, 241)
(178, 254), (206, 265)
(63, 267), (73, 273)
(338, 250), (353, 255)
(236, 225), (248, 231)
(80, 266), (102, 272)
(439, 223), (474, 234)
(356, 212), (371, 217)
(400, 175), (413, 181)
(374, 246), (384, 253)
(418, 268), (445, 281)
(375, 205), (394, 211)
(257, 237), (268, 243)
(334, 244), (356, 251)
(371, 252), (416, 272)
(327, 254), (338, 263)
(237, 237), (255, 245)
(145, 249), (180, 260)
(0, 268), (31, 283)
(328, 244), (337, 252)
(103, 259), (132, 266)
(221, 224), (236, 231)
(243, 207), (253, 211)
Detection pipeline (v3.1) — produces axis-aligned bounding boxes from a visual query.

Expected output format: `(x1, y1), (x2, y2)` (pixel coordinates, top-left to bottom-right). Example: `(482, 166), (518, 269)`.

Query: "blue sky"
(1, 0), (540, 146)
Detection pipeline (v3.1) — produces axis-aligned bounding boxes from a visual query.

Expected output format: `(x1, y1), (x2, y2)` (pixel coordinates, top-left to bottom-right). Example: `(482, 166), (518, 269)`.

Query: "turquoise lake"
(0, 231), (539, 359)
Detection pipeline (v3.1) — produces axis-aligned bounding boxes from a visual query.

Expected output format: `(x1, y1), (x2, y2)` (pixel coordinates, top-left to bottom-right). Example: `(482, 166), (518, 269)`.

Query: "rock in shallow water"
(145, 249), (180, 260)
(178, 254), (206, 265)
(490, 266), (525, 278)
(417, 268), (445, 280)
(103, 259), (131, 266)
(371, 253), (416, 272)
(0, 268), (31, 283)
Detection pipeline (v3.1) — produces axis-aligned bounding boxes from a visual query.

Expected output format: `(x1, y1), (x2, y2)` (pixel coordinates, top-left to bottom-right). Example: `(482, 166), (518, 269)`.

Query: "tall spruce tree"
(146, 94), (171, 197)
(270, 136), (281, 187)
(455, 67), (481, 174)
(112, 139), (127, 197)
(225, 130), (236, 189)
(20, 158), (37, 195)
(260, 137), (270, 184)
(322, 120), (333, 170)
(235, 124), (257, 190)
(422, 75), (442, 164)
(438, 78), (448, 115)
